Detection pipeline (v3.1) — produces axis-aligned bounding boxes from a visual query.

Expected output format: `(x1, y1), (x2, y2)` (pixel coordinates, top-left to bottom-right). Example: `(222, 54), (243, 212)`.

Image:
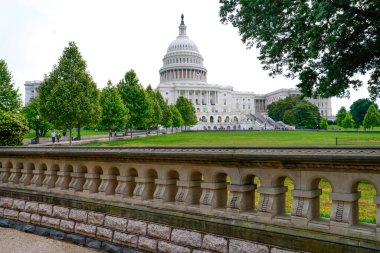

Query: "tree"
(363, 105), (380, 130)
(0, 59), (21, 112)
(336, 107), (347, 127)
(175, 96), (197, 129)
(0, 110), (28, 146)
(146, 85), (162, 133)
(38, 41), (100, 144)
(117, 70), (151, 138)
(220, 1), (380, 99)
(155, 91), (171, 132)
(268, 96), (300, 121)
(288, 100), (321, 129)
(320, 118), (328, 130)
(350, 99), (379, 128)
(21, 98), (51, 137)
(342, 113), (355, 129)
(99, 81), (129, 141)
(169, 105), (183, 133)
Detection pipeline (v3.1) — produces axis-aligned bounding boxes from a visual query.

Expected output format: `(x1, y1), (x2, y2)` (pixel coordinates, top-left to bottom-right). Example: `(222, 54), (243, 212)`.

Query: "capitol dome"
(159, 14), (207, 84)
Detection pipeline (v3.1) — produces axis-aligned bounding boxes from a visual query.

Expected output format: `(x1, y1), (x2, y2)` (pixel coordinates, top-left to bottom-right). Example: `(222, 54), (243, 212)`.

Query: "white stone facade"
(24, 80), (42, 105)
(157, 16), (333, 130)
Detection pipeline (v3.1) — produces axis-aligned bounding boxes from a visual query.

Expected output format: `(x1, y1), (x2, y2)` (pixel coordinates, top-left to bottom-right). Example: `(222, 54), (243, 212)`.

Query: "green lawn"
(82, 131), (380, 147)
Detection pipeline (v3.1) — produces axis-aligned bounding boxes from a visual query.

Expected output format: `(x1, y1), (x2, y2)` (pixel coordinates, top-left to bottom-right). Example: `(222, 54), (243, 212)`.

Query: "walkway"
(0, 227), (98, 253)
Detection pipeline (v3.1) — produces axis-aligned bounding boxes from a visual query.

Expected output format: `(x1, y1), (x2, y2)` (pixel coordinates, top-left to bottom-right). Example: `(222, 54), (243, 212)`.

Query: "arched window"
(202, 116), (207, 122)
(218, 116), (222, 123)
(210, 116), (214, 123)
(225, 116), (230, 123)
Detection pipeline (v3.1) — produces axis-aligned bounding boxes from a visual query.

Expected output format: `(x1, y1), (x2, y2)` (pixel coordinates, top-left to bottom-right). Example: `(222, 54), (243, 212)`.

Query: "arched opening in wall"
(210, 116), (214, 123)
(218, 116), (222, 123)
(213, 126), (217, 130)
(225, 116), (230, 123)
(253, 176), (261, 210)
(146, 169), (158, 200)
(207, 126), (211, 130)
(203, 126), (207, 130)
(106, 167), (121, 195)
(234, 116), (238, 122)
(202, 116), (207, 122)
(233, 125), (237, 130)
(216, 173), (228, 209)
(37, 163), (48, 187)
(165, 170), (179, 202)
(276, 176), (295, 215)
(313, 178), (333, 220)
(227, 126), (231, 130)
(355, 181), (377, 225)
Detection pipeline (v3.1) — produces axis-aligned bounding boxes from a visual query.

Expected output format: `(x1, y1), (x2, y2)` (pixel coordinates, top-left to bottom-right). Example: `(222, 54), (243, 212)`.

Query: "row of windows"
(170, 44), (194, 50)
(164, 57), (201, 65)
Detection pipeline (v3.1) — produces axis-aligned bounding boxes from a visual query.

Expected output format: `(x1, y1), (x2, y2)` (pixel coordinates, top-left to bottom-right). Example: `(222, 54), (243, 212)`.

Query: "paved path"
(0, 227), (99, 253)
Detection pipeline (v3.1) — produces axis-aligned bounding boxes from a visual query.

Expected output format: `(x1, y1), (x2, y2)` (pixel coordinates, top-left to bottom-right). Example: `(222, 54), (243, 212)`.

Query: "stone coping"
(0, 146), (379, 163)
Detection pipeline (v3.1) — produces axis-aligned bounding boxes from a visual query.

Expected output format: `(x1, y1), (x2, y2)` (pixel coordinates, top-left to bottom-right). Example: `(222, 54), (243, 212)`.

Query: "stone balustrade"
(0, 146), (380, 252)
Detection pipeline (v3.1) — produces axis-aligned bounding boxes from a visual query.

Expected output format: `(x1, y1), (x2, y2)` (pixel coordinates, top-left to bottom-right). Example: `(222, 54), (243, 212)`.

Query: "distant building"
(157, 15), (332, 130)
(24, 80), (42, 105)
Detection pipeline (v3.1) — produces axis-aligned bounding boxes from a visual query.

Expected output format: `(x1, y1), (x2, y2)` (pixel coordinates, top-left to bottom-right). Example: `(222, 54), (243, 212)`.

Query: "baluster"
(256, 186), (287, 221)
(199, 182), (227, 209)
(0, 165), (10, 184)
(42, 170), (58, 189)
(98, 175), (117, 195)
(68, 172), (85, 192)
(115, 176), (135, 198)
(227, 184), (256, 211)
(329, 192), (360, 234)
(375, 196), (380, 240)
(133, 177), (155, 200)
(8, 165), (22, 184)
(82, 173), (100, 194)
(153, 178), (177, 203)
(174, 180), (201, 205)
(19, 167), (34, 186)
(290, 189), (322, 227)
(55, 171), (71, 190)
(30, 167), (46, 187)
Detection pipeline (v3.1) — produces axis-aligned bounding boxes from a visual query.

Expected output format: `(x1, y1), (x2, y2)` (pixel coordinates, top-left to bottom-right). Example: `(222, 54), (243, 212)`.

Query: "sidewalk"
(0, 227), (98, 253)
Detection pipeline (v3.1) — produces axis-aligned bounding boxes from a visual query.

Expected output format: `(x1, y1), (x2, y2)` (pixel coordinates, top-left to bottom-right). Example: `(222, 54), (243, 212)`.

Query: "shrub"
(0, 110), (28, 146)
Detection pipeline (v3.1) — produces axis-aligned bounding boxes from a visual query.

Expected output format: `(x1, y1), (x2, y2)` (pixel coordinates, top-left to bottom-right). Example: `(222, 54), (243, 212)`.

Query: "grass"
(82, 131), (380, 147)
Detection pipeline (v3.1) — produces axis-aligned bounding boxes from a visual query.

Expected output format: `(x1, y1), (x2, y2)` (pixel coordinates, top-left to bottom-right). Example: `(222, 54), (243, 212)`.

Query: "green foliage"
(268, 97), (320, 129)
(349, 99), (378, 128)
(155, 91), (172, 129)
(0, 59), (21, 112)
(288, 100), (321, 129)
(220, 1), (380, 99)
(336, 107), (347, 127)
(342, 113), (355, 129)
(175, 96), (197, 127)
(117, 70), (151, 130)
(268, 96), (300, 121)
(38, 41), (101, 135)
(99, 80), (129, 131)
(21, 98), (51, 136)
(146, 85), (162, 129)
(363, 105), (380, 130)
(169, 105), (183, 128)
(320, 118), (328, 130)
(0, 110), (28, 146)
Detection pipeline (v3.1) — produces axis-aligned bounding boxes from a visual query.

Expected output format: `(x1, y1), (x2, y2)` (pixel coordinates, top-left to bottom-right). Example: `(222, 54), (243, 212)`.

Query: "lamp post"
(35, 115), (39, 144)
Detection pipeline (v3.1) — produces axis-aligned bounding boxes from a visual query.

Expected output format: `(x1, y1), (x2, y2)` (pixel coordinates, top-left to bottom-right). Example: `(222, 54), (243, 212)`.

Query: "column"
(375, 196), (380, 239)
(290, 189), (322, 227)
(133, 177), (156, 200)
(115, 176), (135, 198)
(227, 184), (256, 211)
(153, 178), (177, 202)
(199, 182), (227, 209)
(98, 174), (117, 195)
(82, 173), (100, 194)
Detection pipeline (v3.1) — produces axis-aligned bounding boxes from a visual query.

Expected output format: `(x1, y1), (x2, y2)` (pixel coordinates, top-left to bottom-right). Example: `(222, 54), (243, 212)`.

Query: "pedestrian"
(51, 130), (56, 143)
(57, 132), (61, 143)
(62, 130), (66, 141)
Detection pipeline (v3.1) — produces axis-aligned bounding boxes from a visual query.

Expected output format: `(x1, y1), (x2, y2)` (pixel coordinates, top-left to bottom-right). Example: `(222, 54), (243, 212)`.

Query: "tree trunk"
(109, 129), (111, 142)
(77, 123), (81, 140)
(157, 124), (159, 135)
(69, 129), (72, 145)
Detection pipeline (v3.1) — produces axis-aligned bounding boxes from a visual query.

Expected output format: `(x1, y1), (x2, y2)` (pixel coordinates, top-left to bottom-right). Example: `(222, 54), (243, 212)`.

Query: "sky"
(1, 0), (378, 114)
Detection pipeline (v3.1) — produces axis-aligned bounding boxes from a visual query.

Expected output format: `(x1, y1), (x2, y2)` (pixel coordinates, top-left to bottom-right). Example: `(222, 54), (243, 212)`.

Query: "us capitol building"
(156, 15), (332, 130)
